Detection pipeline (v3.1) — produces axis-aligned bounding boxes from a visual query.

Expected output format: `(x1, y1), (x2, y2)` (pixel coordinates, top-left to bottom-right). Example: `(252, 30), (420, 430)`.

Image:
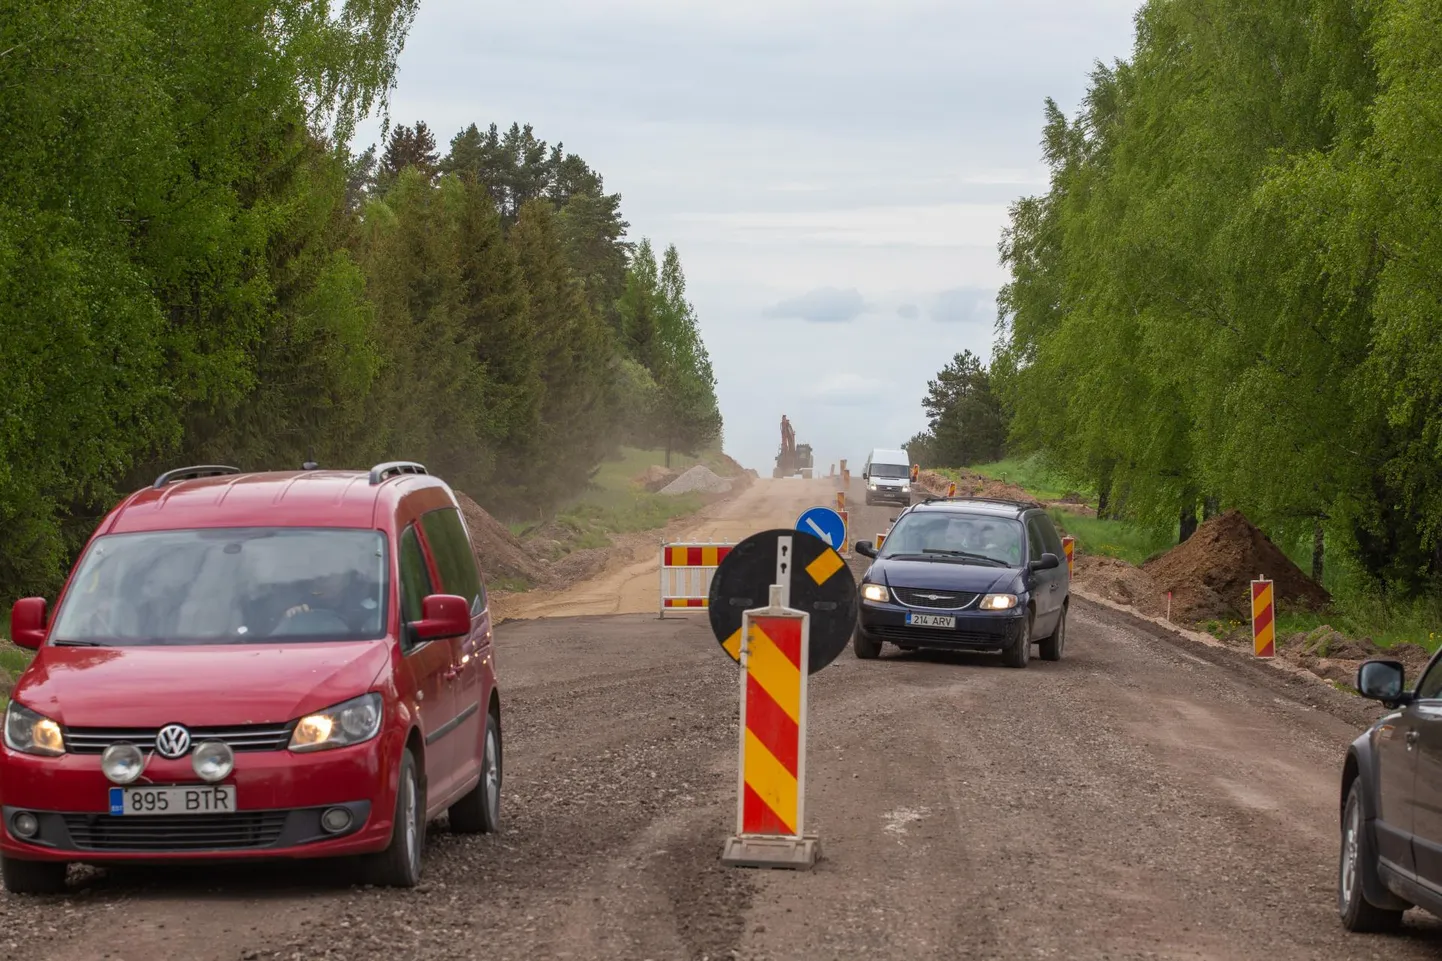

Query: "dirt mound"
(549, 547), (612, 584)
(1073, 555), (1166, 617)
(1142, 510), (1330, 621)
(974, 478), (1040, 505)
(454, 492), (554, 588)
(634, 465), (681, 492)
(660, 465), (732, 495)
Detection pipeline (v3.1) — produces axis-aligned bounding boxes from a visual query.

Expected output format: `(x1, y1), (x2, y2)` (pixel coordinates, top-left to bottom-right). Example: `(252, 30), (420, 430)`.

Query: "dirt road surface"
(6, 478), (1441, 960)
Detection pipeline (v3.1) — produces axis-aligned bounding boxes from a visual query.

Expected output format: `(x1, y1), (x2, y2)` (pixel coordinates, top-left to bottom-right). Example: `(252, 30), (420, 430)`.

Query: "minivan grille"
(61, 812), (289, 851)
(892, 588), (979, 610)
(64, 724), (293, 755)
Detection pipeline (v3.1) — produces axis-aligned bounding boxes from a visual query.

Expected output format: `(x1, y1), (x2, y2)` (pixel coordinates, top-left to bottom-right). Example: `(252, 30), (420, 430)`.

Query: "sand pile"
(454, 492), (554, 587)
(1142, 510), (1330, 621)
(660, 465), (733, 495)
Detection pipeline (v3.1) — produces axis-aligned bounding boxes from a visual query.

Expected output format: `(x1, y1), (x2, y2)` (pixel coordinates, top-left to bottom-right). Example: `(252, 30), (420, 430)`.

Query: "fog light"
(191, 740), (234, 783)
(321, 806), (353, 834)
(11, 811), (39, 839)
(101, 743), (145, 785)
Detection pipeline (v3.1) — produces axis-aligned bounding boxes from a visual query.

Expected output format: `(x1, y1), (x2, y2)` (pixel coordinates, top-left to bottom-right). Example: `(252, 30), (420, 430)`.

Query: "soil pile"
(660, 465), (732, 495)
(1142, 510), (1331, 621)
(454, 492), (554, 588)
(634, 465), (681, 492)
(1074, 555), (1167, 617)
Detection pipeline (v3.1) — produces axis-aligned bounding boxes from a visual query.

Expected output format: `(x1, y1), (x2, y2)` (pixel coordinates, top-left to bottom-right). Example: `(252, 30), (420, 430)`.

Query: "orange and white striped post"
(946, 481), (957, 497)
(910, 464), (919, 483)
(1061, 536), (1075, 578)
(835, 490), (845, 512)
(1251, 577), (1275, 658)
(838, 510), (850, 558)
(721, 585), (818, 869)
(875, 531), (887, 549)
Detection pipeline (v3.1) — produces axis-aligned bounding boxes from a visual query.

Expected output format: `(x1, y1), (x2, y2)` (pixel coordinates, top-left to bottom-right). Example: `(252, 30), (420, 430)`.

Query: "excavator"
(773, 415), (814, 479)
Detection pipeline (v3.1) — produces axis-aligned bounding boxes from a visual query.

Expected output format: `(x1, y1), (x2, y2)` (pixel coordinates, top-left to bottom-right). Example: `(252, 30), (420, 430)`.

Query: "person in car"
(278, 570), (380, 635)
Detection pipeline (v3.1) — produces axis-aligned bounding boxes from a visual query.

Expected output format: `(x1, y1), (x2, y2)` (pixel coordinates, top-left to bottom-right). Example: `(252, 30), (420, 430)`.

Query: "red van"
(1, 462), (502, 893)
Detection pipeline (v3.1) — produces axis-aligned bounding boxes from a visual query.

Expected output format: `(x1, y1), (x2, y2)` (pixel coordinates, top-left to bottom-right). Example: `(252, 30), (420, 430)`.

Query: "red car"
(1, 462), (502, 894)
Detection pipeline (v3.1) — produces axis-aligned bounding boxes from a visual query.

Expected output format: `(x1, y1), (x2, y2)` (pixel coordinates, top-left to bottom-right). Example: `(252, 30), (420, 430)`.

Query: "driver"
(281, 570), (379, 632)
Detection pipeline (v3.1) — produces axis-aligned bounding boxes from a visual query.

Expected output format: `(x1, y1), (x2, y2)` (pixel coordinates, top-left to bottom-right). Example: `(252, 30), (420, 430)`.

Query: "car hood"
(871, 558), (1022, 593)
(12, 641), (392, 727)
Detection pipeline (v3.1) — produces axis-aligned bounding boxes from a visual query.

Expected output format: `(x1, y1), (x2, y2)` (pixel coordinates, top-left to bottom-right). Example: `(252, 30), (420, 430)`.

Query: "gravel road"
(4, 479), (1440, 960)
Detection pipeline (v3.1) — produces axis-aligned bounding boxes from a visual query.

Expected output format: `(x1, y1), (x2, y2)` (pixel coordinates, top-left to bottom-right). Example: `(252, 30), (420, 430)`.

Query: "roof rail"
(922, 494), (1042, 509)
(152, 465), (242, 490)
(369, 461), (428, 485)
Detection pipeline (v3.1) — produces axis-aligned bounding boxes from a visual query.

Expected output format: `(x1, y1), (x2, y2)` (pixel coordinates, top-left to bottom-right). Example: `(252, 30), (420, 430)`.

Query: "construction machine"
(773, 415), (815, 479)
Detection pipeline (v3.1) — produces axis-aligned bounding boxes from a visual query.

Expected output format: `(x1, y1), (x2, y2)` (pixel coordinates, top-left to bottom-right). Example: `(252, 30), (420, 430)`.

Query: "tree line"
(985, 0), (1441, 595)
(0, 1), (722, 599)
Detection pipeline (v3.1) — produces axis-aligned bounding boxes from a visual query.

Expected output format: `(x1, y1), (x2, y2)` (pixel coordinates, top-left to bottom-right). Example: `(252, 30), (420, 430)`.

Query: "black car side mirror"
(1029, 552), (1060, 572)
(855, 540), (878, 558)
(1358, 659), (1412, 708)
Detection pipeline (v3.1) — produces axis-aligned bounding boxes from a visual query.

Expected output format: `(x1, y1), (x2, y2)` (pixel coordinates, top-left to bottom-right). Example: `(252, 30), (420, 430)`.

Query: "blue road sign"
(796, 507), (846, 550)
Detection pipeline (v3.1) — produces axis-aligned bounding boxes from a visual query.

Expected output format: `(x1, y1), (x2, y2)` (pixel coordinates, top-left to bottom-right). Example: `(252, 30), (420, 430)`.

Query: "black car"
(852, 498), (1068, 668)
(1338, 656), (1442, 932)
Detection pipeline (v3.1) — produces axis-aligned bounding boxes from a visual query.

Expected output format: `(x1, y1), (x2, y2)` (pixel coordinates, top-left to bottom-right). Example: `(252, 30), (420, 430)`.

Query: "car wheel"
(853, 627), (882, 660)
(365, 748), (424, 888)
(1039, 604), (1066, 662)
(0, 855), (68, 895)
(1339, 780), (1405, 932)
(449, 708), (502, 835)
(1003, 614), (1032, 669)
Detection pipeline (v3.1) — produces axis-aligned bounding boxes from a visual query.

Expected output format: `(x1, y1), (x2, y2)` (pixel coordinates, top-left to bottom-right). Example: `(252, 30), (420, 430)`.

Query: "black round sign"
(708, 528), (858, 674)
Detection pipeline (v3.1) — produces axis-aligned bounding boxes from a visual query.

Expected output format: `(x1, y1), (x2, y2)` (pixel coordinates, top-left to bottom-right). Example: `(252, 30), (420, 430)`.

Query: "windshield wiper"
(50, 638), (106, 647)
(922, 549), (1005, 565)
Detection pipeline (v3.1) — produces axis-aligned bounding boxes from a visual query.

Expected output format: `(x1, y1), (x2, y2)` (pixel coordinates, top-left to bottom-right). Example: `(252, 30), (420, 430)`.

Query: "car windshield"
(879, 512), (1024, 567)
(870, 463), (910, 479)
(49, 528), (388, 646)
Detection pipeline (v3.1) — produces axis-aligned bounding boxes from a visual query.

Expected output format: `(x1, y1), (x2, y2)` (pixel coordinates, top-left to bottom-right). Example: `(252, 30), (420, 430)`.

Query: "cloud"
(931, 287), (999, 325)
(763, 287), (868, 323)
(896, 303), (920, 320)
(802, 372), (886, 407)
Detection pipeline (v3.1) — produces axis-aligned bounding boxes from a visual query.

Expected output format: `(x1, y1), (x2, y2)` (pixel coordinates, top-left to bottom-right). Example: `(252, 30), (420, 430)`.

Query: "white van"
(862, 448), (912, 506)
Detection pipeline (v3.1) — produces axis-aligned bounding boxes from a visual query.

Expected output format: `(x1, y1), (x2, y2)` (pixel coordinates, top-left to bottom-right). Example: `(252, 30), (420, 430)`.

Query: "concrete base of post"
(721, 834), (821, 870)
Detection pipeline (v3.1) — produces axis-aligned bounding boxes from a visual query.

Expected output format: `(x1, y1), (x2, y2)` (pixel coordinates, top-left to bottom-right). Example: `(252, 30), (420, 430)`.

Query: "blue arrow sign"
(796, 507), (846, 550)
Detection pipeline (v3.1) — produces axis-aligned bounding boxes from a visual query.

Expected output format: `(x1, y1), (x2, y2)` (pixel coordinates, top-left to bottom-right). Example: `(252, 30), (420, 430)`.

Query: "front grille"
(61, 812), (288, 851)
(64, 724), (293, 755)
(892, 588), (979, 610)
(871, 624), (1009, 647)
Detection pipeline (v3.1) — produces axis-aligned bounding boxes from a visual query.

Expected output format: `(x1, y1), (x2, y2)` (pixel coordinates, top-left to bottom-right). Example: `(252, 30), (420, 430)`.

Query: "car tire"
(1339, 780), (1405, 932)
(853, 627), (882, 660)
(449, 708), (502, 835)
(1003, 614), (1032, 669)
(1039, 604), (1066, 662)
(364, 748), (424, 888)
(0, 855), (68, 895)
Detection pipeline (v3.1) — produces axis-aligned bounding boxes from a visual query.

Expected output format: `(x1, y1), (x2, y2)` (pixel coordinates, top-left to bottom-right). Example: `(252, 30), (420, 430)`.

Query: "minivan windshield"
(50, 528), (388, 646)
(879, 512), (1024, 567)
(869, 463), (910, 479)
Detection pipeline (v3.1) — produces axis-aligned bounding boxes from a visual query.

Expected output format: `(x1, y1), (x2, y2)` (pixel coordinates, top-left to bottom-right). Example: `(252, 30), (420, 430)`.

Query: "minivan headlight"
(289, 693), (383, 753)
(4, 702), (65, 757)
(979, 593), (1018, 611)
(861, 583), (890, 603)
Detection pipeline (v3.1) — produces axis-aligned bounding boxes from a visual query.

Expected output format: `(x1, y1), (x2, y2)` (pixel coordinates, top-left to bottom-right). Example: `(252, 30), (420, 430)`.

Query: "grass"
(0, 640), (31, 708)
(1045, 508), (1175, 568)
(969, 454), (1089, 504)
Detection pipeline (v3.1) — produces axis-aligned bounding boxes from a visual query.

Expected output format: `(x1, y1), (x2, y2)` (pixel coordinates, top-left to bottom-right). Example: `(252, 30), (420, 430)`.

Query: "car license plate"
(109, 785), (236, 816)
(906, 613), (956, 629)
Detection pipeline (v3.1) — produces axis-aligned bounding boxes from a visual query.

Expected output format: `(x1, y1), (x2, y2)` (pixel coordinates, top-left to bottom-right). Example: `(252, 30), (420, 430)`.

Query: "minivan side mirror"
(1029, 553), (1060, 573)
(10, 598), (48, 650)
(855, 540), (877, 558)
(412, 594), (471, 641)
(1358, 659), (1412, 708)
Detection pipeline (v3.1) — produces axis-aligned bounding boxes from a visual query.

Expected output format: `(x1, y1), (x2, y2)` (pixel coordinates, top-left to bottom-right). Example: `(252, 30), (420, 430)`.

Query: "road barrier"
(946, 481), (957, 497)
(1061, 536), (1075, 578)
(659, 543), (733, 617)
(838, 510), (850, 558)
(875, 531), (886, 548)
(1251, 577), (1275, 658)
(910, 464), (919, 483)
(835, 490), (845, 511)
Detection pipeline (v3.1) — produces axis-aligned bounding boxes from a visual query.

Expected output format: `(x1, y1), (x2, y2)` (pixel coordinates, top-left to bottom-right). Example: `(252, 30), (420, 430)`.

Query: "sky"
(354, 0), (1142, 473)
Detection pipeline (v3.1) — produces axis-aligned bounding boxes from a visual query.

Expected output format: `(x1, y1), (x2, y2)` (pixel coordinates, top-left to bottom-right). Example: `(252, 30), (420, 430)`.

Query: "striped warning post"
(910, 464), (919, 482)
(946, 481), (957, 497)
(836, 490), (845, 512)
(1061, 536), (1075, 577)
(875, 531), (886, 548)
(838, 510), (850, 558)
(659, 543), (733, 617)
(1252, 578), (1275, 658)
(736, 606), (810, 839)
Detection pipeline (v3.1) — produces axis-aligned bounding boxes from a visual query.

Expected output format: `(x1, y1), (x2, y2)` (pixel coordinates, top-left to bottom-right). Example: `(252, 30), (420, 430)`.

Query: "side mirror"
(11, 598), (48, 650)
(855, 540), (878, 558)
(1358, 659), (1411, 707)
(412, 594), (471, 641)
(1029, 553), (1060, 573)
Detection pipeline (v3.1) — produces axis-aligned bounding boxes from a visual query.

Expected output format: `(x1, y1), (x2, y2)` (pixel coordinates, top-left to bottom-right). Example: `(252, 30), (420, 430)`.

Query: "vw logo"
(155, 724), (192, 759)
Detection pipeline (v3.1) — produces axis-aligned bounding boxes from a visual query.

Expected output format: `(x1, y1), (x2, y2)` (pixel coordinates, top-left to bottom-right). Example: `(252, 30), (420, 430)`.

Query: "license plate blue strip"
(108, 787), (123, 815)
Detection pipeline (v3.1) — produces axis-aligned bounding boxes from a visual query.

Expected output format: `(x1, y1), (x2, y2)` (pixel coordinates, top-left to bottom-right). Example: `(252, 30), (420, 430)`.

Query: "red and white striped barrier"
(659, 543), (733, 617)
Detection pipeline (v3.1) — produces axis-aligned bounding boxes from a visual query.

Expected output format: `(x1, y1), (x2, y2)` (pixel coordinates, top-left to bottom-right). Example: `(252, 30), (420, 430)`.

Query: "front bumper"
(0, 737), (397, 863)
(859, 601), (1026, 651)
(866, 487), (912, 504)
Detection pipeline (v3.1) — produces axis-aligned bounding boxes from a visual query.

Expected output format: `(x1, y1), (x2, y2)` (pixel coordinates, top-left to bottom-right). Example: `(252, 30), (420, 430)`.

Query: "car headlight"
(979, 593), (1019, 611)
(289, 693), (383, 753)
(900, 483), (911, 492)
(861, 583), (890, 603)
(4, 702), (65, 757)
